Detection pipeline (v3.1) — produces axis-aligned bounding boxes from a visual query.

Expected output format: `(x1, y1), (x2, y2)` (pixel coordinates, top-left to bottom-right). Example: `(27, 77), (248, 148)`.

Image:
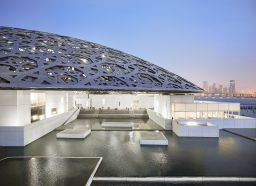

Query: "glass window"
(186, 112), (197, 119)
(174, 112), (186, 119)
(31, 93), (46, 122)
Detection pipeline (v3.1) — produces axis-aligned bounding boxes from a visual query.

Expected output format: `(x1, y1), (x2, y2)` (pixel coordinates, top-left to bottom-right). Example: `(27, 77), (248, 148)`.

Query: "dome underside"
(0, 27), (203, 93)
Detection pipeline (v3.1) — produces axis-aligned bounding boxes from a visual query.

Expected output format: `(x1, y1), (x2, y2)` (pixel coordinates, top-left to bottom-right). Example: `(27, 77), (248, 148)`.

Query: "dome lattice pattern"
(0, 27), (202, 93)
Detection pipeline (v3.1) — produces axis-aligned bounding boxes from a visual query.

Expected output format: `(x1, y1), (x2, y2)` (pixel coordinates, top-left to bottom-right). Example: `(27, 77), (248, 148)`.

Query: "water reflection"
(28, 158), (40, 186)
(218, 137), (239, 155)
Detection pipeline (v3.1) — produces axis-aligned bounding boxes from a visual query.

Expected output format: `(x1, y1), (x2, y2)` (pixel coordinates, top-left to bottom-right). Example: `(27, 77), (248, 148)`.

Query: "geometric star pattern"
(0, 27), (203, 93)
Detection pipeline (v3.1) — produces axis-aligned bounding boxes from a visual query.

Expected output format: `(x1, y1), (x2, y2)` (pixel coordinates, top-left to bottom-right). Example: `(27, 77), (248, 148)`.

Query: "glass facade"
(172, 102), (240, 119)
(30, 93), (46, 122)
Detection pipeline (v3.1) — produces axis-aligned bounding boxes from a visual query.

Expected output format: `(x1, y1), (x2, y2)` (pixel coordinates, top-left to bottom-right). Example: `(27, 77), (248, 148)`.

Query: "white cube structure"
(56, 128), (91, 139)
(140, 131), (168, 145)
(173, 120), (219, 137)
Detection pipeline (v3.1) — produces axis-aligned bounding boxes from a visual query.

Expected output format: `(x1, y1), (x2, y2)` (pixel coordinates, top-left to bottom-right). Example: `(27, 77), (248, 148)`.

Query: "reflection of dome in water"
(0, 27), (203, 93)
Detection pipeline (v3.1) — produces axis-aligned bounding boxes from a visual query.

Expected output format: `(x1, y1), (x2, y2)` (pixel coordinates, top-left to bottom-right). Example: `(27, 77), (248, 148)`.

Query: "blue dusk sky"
(0, 0), (255, 91)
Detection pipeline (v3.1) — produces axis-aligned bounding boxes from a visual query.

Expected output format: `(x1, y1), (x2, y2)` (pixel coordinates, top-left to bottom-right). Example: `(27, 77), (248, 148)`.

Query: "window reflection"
(31, 93), (46, 122)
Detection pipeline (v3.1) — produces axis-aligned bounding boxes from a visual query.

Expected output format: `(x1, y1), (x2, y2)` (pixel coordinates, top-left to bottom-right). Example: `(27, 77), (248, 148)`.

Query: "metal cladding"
(0, 27), (203, 93)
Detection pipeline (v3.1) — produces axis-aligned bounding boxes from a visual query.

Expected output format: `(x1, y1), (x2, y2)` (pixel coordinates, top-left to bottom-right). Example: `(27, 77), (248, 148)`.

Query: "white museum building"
(0, 27), (255, 146)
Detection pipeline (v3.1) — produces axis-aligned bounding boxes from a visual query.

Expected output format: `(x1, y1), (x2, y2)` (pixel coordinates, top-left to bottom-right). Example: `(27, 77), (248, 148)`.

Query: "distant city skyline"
(202, 80), (255, 94)
(0, 0), (255, 91)
(203, 80), (232, 94)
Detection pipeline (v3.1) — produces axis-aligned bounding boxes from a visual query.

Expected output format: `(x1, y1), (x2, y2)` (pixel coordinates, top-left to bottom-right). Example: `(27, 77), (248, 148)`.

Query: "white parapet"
(147, 109), (171, 130)
(0, 108), (80, 146)
(173, 120), (219, 137)
(140, 131), (168, 145)
(176, 117), (256, 129)
(56, 128), (91, 139)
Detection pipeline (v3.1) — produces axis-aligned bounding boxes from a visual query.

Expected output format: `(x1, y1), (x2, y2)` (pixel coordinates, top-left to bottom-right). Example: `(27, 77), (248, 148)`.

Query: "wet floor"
(0, 157), (101, 186)
(1, 119), (256, 178)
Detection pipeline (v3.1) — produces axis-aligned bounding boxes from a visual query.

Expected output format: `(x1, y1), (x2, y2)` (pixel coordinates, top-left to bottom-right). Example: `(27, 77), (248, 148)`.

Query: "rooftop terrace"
(1, 118), (255, 185)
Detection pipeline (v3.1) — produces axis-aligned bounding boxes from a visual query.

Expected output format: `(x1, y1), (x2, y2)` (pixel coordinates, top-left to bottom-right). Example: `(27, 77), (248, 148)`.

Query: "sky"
(0, 0), (255, 92)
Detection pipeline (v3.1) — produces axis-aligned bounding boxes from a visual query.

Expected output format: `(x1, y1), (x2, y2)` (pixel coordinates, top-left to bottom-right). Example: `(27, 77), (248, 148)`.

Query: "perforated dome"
(0, 27), (203, 93)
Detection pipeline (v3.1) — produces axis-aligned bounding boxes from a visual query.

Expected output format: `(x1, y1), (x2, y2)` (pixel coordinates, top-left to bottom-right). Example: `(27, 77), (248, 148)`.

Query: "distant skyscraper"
(229, 80), (236, 95)
(223, 87), (228, 95)
(208, 85), (212, 93)
(218, 85), (223, 94)
(212, 83), (216, 94)
(203, 81), (208, 92)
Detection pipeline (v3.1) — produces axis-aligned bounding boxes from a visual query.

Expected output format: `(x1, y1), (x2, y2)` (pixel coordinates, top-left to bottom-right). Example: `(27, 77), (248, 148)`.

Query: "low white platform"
(56, 128), (91, 139)
(140, 132), (168, 146)
(101, 122), (133, 128)
(173, 120), (219, 137)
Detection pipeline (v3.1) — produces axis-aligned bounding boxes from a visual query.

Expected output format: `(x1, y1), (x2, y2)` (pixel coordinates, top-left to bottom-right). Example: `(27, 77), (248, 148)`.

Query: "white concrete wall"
(154, 94), (172, 119)
(0, 90), (79, 146)
(147, 109), (172, 130)
(0, 90), (76, 126)
(74, 93), (89, 108)
(74, 93), (154, 110)
(45, 91), (70, 118)
(177, 117), (256, 129)
(0, 108), (79, 146)
(153, 94), (198, 120)
(0, 126), (24, 146)
(67, 92), (75, 110)
(138, 94), (154, 109)
(0, 90), (30, 126)
(64, 107), (80, 124)
(24, 108), (79, 145)
(172, 120), (219, 137)
(17, 91), (31, 125)
(90, 94), (133, 109)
